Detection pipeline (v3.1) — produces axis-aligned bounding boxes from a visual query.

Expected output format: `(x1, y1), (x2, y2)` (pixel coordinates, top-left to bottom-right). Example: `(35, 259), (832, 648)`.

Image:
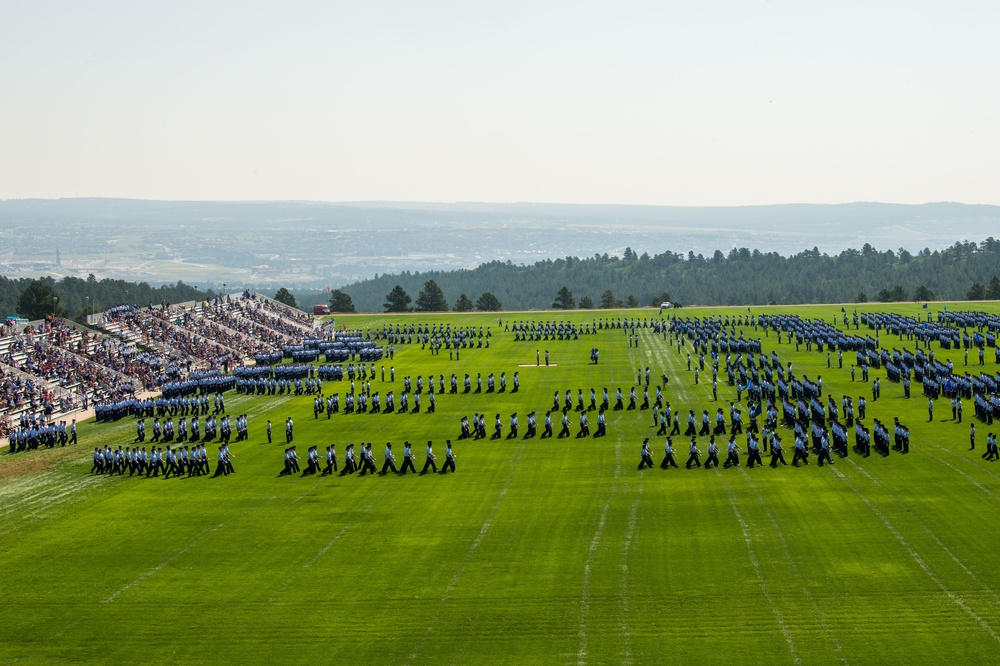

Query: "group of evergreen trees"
(859, 274), (1000, 304)
(0, 275), (207, 322)
(325, 239), (1000, 312)
(6, 238), (1000, 320)
(371, 280), (503, 313)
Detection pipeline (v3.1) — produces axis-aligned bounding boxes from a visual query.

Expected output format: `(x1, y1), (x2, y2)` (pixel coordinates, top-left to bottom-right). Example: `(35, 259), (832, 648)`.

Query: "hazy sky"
(2, 1), (997, 205)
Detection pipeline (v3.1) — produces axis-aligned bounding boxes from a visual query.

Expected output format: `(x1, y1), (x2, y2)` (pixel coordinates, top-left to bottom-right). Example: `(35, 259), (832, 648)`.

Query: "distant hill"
(2, 199), (999, 290)
(325, 238), (1000, 312)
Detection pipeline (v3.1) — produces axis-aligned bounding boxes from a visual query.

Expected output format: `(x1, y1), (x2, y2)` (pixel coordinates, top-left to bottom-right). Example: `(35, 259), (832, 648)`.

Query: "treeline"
(297, 239), (1000, 312)
(0, 274), (208, 321)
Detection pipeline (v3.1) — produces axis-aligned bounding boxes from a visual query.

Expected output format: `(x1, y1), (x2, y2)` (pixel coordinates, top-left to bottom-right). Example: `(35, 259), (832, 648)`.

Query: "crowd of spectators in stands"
(1, 292), (318, 428)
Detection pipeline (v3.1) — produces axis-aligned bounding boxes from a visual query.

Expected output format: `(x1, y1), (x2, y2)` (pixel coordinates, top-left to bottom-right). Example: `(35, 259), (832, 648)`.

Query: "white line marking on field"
(406, 441), (527, 666)
(844, 458), (1000, 606)
(104, 523), (224, 604)
(303, 525), (352, 570)
(269, 478), (393, 602)
(0, 473), (106, 527)
(738, 467), (848, 663)
(833, 466), (1000, 644)
(911, 446), (997, 499)
(618, 481), (641, 666)
(719, 472), (802, 666)
(103, 496), (275, 604)
(906, 427), (1000, 486)
(51, 619), (80, 640)
(576, 439), (622, 666)
(442, 445), (527, 603)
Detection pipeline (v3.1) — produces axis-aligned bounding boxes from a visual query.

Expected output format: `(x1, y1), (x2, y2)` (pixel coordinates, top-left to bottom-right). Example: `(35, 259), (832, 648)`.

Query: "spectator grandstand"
(1, 292), (321, 435)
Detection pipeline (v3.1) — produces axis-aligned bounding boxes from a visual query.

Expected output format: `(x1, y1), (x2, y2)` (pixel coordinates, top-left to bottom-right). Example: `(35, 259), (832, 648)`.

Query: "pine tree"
(986, 275), (1000, 299)
(552, 287), (575, 310)
(578, 296), (594, 309)
(476, 292), (502, 311)
(415, 280), (448, 312)
(384, 285), (413, 312)
(17, 279), (60, 320)
(273, 287), (298, 308)
(329, 289), (356, 313)
(967, 282), (986, 300)
(600, 289), (620, 309)
(454, 293), (474, 312)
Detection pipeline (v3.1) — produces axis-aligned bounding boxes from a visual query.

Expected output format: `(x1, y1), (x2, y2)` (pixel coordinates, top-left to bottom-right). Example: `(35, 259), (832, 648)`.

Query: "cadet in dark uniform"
(769, 435), (788, 467)
(398, 442), (416, 475)
(638, 439), (655, 470)
(660, 438), (678, 469)
(322, 445), (338, 475)
(420, 441), (438, 474)
(746, 435), (763, 468)
(379, 443), (398, 475)
(817, 434), (834, 466)
(543, 412), (554, 438)
(686, 438), (702, 468)
(705, 437), (720, 468)
(984, 433), (998, 461)
(440, 441), (456, 474)
(558, 412), (571, 438)
(360, 443), (378, 476)
(699, 410), (710, 436)
(682, 410), (694, 437)
(792, 435), (809, 466)
(723, 437), (740, 468)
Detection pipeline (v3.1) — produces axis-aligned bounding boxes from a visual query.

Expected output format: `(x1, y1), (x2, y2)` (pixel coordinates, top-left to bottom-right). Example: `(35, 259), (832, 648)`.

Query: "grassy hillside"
(2, 302), (999, 663)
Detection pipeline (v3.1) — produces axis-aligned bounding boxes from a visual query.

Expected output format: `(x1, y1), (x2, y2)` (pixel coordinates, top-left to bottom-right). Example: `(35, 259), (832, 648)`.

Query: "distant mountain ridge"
(1, 199), (998, 292)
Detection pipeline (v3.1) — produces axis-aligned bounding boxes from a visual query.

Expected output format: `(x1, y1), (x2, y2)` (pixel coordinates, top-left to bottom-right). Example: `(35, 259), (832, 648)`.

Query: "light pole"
(85, 296), (90, 320)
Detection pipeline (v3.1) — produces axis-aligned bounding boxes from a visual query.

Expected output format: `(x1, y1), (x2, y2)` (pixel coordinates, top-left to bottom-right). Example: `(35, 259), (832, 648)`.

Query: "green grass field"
(3, 303), (1000, 664)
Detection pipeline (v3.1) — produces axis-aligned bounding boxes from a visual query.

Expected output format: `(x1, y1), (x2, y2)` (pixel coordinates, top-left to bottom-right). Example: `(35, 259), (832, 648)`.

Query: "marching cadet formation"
(279, 439), (457, 477)
(90, 442), (234, 477)
(38, 308), (998, 484)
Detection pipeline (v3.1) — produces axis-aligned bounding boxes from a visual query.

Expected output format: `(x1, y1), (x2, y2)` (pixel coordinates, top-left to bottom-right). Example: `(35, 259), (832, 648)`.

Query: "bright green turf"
(3, 302), (1000, 664)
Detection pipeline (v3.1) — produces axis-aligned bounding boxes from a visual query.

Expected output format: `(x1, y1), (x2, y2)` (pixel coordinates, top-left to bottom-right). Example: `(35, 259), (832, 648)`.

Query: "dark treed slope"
(0, 275), (208, 320)
(308, 239), (1000, 312)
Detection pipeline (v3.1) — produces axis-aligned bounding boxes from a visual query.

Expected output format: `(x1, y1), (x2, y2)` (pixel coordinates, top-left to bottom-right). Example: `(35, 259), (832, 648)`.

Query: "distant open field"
(3, 303), (1000, 664)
